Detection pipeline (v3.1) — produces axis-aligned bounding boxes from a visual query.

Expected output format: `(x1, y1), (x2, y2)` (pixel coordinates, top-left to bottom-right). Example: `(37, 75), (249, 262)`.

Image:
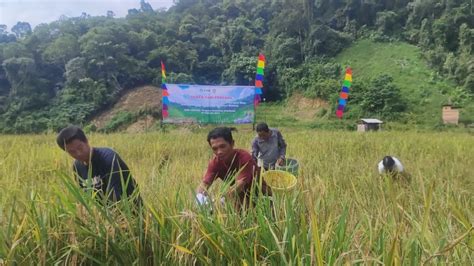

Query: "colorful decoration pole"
(254, 53), (265, 107)
(161, 61), (169, 119)
(336, 67), (352, 119)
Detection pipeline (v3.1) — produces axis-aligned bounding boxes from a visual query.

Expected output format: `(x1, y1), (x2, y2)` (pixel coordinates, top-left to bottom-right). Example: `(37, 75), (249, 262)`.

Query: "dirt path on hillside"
(91, 86), (161, 129)
(286, 93), (329, 120)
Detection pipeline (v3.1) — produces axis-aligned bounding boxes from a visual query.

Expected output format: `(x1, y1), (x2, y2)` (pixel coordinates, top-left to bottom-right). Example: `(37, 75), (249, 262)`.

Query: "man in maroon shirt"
(196, 127), (271, 210)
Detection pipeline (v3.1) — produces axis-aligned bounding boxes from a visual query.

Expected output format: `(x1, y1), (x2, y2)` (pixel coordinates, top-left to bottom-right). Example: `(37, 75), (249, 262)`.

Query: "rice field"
(0, 129), (473, 264)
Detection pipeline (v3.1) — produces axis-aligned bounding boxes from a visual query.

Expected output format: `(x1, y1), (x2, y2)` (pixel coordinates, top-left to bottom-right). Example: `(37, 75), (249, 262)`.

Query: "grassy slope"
(97, 40), (469, 130)
(335, 39), (457, 124)
(257, 39), (464, 129)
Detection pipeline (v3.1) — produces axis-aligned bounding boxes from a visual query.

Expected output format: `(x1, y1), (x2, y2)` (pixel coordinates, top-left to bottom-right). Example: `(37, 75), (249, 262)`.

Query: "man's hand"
(196, 182), (210, 195)
(276, 157), (285, 166)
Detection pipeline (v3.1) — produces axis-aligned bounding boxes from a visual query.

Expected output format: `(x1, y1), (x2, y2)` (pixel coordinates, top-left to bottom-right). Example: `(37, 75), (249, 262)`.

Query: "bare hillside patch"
(286, 93), (329, 121)
(92, 86), (161, 129)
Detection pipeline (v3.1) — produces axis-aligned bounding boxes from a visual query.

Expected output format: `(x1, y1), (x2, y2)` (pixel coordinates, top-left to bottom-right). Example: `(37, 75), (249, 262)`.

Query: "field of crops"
(0, 129), (472, 264)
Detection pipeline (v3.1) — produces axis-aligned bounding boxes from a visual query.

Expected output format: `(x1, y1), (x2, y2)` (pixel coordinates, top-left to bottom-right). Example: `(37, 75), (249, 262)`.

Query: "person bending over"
(57, 126), (141, 205)
(196, 127), (271, 210)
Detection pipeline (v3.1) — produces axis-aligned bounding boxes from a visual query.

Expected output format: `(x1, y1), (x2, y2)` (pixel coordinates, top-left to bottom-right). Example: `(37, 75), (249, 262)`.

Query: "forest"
(0, 0), (473, 133)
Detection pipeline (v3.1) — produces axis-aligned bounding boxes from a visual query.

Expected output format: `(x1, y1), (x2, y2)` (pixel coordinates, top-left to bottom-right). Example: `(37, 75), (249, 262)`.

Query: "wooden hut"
(442, 104), (459, 125)
(357, 118), (383, 132)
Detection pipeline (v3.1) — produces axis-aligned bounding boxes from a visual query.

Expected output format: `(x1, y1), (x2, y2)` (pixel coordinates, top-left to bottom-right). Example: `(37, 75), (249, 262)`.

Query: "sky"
(0, 0), (175, 30)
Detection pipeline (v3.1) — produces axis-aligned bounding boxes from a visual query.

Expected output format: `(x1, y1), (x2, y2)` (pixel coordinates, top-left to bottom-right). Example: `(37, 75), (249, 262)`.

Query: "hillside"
(335, 39), (461, 124)
(92, 39), (472, 131)
(91, 86), (161, 132)
(94, 38), (474, 131)
(0, 0), (472, 133)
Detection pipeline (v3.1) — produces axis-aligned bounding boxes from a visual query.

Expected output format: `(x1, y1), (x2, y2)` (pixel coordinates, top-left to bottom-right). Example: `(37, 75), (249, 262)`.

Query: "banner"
(163, 84), (256, 124)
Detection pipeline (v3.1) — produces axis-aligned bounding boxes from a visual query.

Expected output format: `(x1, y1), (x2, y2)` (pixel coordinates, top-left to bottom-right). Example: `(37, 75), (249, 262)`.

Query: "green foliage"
(11, 21), (32, 38)
(102, 111), (136, 133)
(464, 73), (474, 94)
(59, 78), (109, 107)
(47, 102), (96, 131)
(2, 57), (37, 97)
(459, 23), (474, 55)
(166, 72), (195, 84)
(64, 57), (87, 83)
(376, 11), (402, 35)
(335, 39), (474, 124)
(0, 0), (473, 132)
(277, 60), (342, 100)
(459, 104), (474, 126)
(308, 25), (353, 56)
(350, 75), (407, 120)
(42, 34), (79, 67)
(1, 42), (31, 58)
(448, 86), (473, 107)
(221, 53), (256, 85)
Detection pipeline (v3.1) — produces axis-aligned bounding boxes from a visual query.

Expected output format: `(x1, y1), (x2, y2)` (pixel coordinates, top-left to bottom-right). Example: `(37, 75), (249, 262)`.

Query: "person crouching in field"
(196, 127), (272, 211)
(56, 126), (141, 206)
(378, 155), (410, 181)
(251, 122), (287, 170)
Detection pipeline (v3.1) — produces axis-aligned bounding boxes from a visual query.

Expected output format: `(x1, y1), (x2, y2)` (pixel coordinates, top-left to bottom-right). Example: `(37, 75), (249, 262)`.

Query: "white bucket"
(275, 158), (299, 177)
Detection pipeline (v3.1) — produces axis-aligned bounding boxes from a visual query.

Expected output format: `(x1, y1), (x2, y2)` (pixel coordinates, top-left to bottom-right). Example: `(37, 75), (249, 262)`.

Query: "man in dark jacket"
(57, 126), (140, 204)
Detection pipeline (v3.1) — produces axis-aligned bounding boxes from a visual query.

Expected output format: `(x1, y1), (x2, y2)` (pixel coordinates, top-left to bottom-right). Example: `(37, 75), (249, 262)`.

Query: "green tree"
(443, 52), (457, 79)
(2, 57), (53, 110)
(140, 0), (154, 13)
(42, 34), (80, 70)
(2, 57), (37, 97)
(1, 42), (31, 58)
(459, 23), (474, 55)
(417, 18), (433, 48)
(11, 22), (32, 39)
(221, 53), (256, 85)
(0, 24), (16, 43)
(375, 11), (402, 36)
(65, 57), (87, 84)
(352, 75), (407, 119)
(464, 73), (474, 94)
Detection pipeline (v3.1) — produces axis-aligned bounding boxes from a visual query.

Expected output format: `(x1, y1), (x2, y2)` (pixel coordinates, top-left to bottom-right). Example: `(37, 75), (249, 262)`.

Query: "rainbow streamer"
(161, 61), (169, 118)
(254, 53), (265, 107)
(336, 67), (352, 119)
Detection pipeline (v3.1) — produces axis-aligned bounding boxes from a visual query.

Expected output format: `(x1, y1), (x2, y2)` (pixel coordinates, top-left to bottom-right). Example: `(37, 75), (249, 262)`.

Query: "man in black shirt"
(56, 126), (140, 204)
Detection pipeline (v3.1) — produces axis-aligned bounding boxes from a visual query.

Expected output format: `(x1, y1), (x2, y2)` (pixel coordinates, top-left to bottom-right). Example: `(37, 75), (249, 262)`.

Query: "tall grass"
(0, 129), (472, 264)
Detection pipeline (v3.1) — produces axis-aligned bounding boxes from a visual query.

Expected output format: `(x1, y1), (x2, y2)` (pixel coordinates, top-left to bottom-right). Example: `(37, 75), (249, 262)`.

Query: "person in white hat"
(378, 155), (410, 181)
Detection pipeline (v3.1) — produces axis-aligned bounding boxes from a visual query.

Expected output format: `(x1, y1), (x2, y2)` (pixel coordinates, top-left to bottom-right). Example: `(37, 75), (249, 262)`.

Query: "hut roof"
(359, 118), (383, 124)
